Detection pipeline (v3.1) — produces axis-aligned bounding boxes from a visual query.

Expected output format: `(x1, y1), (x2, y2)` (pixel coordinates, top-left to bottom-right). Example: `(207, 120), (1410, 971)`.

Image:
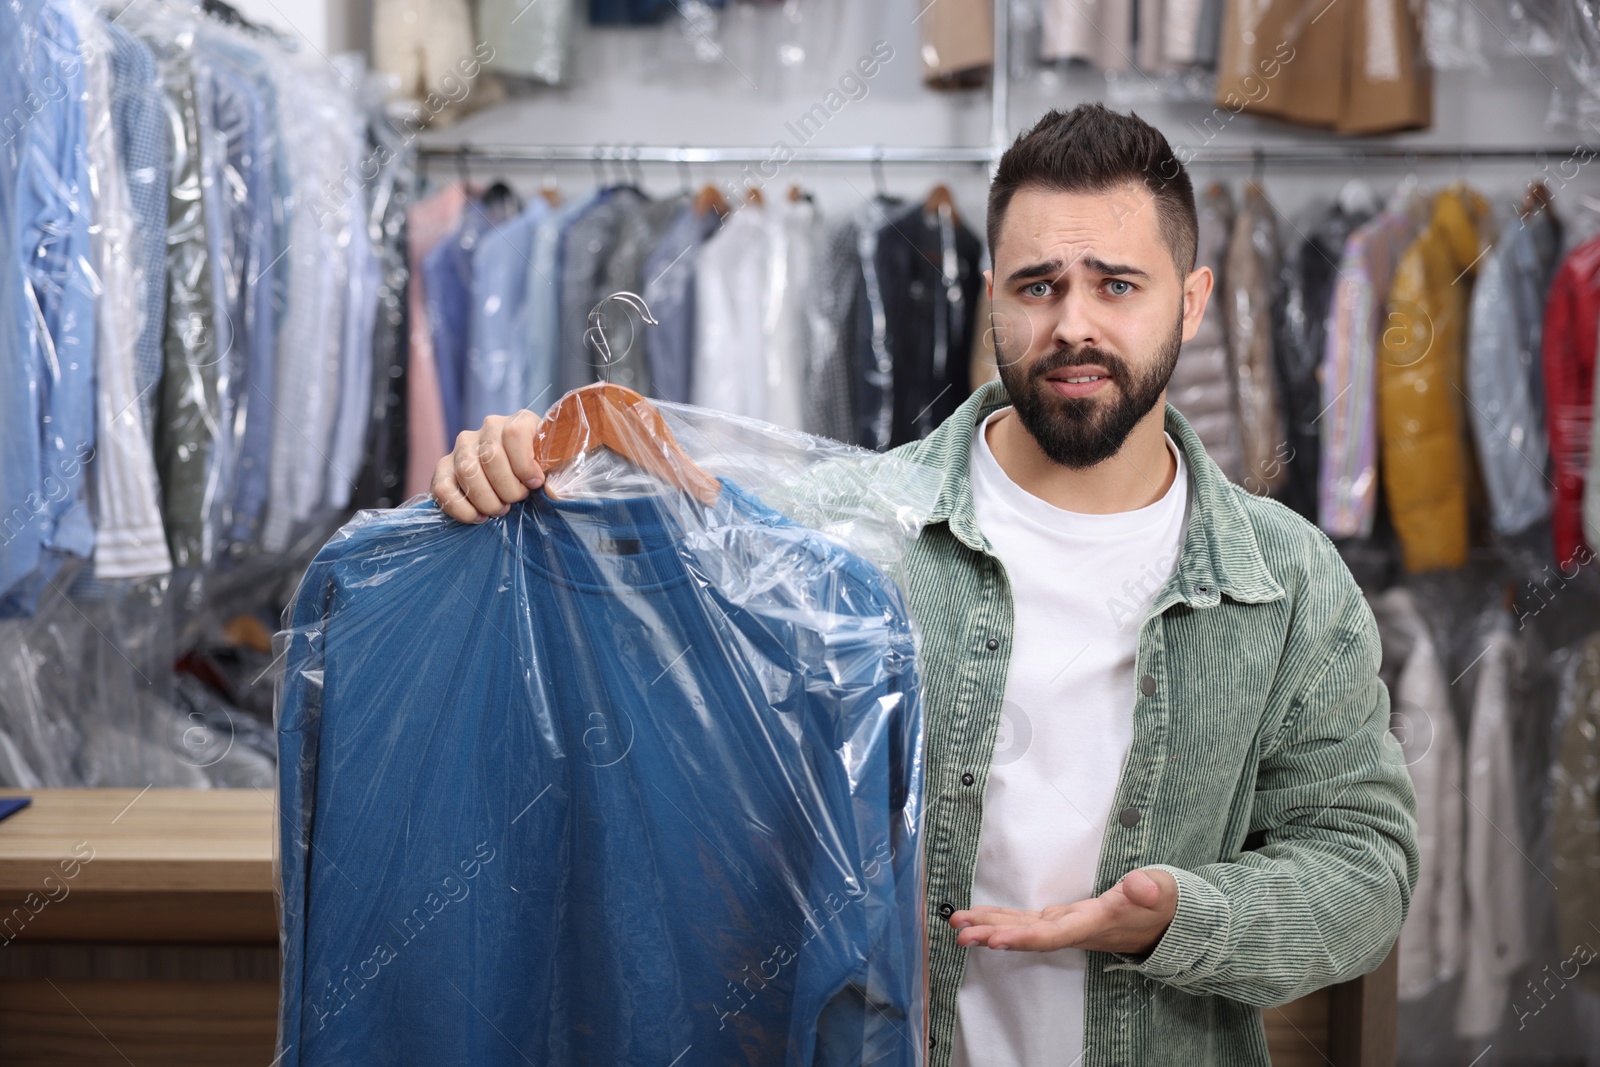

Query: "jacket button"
(1139, 674), (1156, 697)
(939, 902), (955, 918)
(961, 772), (975, 786)
(985, 637), (1000, 650)
(1118, 806), (1141, 827)
(930, 1035), (938, 1048)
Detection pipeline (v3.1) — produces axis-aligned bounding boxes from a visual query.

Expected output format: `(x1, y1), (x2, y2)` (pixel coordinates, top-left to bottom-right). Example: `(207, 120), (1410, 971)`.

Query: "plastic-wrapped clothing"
(477, 0), (572, 84)
(0, 0), (97, 618)
(103, 20), (170, 435)
(694, 203), (779, 420)
(372, 0), (477, 103)
(589, 0), (724, 23)
(1215, 0), (1430, 133)
(463, 200), (548, 429)
(856, 202), (980, 449)
(921, 0), (993, 87)
(1159, 0), (1217, 64)
(1552, 633), (1600, 992)
(526, 189), (602, 400)
(259, 43), (360, 552)
(769, 197), (818, 430)
(1466, 206), (1563, 536)
(1225, 182), (1286, 495)
(1040, 0), (1133, 70)
(1372, 587), (1462, 1001)
(424, 194), (520, 441)
(1589, 355), (1600, 551)
(326, 83), (381, 513)
(276, 474), (927, 1065)
(1378, 187), (1494, 573)
(402, 184), (471, 499)
(1169, 183), (1242, 482)
(805, 216), (863, 443)
(1424, 0), (1557, 72)
(72, 5), (171, 580)
(848, 195), (906, 451)
(594, 193), (689, 396)
(1455, 615), (1529, 1037)
(1539, 231), (1600, 568)
(1272, 193), (1374, 521)
(640, 202), (721, 403)
(143, 44), (221, 570)
(1549, 0), (1600, 131)
(199, 27), (287, 549)
(352, 118), (414, 512)
(557, 187), (646, 395)
(1320, 197), (1424, 538)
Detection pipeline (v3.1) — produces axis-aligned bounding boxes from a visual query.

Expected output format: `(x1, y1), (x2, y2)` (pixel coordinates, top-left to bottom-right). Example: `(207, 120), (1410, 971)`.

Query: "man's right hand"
(431, 411), (547, 523)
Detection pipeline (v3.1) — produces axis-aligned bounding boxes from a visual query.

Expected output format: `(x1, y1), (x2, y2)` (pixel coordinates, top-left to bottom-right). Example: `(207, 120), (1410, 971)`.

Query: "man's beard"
(994, 313), (1184, 470)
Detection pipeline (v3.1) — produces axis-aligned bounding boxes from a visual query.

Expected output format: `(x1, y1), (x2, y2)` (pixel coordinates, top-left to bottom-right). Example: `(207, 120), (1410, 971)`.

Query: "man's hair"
(986, 104), (1198, 277)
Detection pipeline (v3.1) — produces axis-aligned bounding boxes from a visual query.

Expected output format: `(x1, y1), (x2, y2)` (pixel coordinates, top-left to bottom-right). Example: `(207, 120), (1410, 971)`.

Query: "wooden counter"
(0, 787), (1394, 1066)
(0, 789), (277, 1064)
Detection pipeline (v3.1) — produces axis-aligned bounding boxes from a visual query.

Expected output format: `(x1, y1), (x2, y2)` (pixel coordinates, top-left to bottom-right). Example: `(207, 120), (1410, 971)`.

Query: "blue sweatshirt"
(277, 479), (926, 1066)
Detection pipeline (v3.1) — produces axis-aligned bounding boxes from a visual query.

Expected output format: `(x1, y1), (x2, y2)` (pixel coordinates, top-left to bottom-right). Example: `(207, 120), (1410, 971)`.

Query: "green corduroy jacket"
(889, 379), (1420, 1066)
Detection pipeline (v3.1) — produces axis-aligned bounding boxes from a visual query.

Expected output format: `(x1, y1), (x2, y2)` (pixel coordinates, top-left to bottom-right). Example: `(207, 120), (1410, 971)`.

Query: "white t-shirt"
(950, 408), (1190, 1067)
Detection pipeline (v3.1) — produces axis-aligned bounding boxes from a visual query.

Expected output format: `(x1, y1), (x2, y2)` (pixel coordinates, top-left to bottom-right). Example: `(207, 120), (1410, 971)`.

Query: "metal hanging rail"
(415, 144), (998, 166)
(415, 142), (1598, 167)
(1177, 144), (1598, 164)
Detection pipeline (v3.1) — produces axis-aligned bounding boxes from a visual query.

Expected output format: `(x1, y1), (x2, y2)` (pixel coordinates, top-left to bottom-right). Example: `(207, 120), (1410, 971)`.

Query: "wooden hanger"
(534, 383), (721, 506)
(534, 292), (721, 506)
(744, 184), (764, 207)
(695, 183), (730, 218)
(788, 183), (806, 202)
(924, 183), (957, 221)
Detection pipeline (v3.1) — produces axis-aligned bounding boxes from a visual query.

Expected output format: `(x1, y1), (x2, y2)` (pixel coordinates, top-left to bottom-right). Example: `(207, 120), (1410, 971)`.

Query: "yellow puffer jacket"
(1379, 186), (1495, 572)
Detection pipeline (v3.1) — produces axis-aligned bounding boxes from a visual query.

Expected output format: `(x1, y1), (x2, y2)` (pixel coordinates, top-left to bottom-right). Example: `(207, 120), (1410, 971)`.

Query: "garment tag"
(595, 537), (644, 556)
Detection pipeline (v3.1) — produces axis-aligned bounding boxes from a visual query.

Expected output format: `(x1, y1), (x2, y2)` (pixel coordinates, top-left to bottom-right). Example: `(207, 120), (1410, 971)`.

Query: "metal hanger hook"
(585, 291), (660, 377)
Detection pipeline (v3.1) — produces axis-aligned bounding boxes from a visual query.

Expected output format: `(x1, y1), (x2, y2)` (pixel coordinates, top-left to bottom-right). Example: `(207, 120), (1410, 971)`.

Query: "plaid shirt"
(889, 379), (1419, 1066)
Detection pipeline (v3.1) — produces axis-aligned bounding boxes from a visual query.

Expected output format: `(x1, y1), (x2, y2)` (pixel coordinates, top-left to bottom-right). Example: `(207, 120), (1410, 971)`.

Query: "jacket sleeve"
(1111, 578), (1421, 1006)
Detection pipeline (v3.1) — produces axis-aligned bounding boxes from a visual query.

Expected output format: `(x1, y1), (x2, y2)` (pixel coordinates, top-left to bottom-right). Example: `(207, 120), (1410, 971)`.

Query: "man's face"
(985, 183), (1212, 469)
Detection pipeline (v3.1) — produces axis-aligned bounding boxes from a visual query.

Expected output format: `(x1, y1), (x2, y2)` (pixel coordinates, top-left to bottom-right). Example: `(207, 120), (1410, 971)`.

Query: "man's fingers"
(1119, 870), (1163, 909)
(475, 423), (534, 508)
(453, 431), (511, 519)
(500, 409), (546, 487)
(954, 923), (1003, 948)
(950, 905), (1037, 929)
(431, 454), (480, 522)
(976, 911), (1101, 952)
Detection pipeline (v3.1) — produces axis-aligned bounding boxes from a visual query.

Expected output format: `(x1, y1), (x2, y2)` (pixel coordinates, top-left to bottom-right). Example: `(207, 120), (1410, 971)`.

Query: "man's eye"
(1106, 279), (1134, 296)
(1025, 282), (1052, 297)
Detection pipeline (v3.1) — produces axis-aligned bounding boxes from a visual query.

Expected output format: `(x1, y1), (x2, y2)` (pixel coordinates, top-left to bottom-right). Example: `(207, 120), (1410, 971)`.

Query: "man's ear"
(984, 267), (993, 301)
(1180, 264), (1214, 344)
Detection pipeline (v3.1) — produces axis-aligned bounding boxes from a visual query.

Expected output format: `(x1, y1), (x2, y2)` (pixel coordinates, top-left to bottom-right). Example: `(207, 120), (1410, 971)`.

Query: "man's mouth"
(1043, 365), (1113, 398)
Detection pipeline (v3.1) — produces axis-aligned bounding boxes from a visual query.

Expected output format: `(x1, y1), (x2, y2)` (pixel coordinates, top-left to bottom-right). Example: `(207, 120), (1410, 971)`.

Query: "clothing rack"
(416, 142), (1600, 168)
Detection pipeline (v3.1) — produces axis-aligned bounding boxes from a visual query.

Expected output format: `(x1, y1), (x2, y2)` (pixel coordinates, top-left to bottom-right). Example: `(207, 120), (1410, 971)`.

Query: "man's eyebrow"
(1081, 255), (1151, 279)
(1003, 255), (1152, 284)
(1004, 259), (1065, 284)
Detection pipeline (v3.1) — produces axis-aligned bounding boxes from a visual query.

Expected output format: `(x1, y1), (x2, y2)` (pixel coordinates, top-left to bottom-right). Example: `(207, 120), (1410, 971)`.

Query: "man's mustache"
(1028, 347), (1131, 384)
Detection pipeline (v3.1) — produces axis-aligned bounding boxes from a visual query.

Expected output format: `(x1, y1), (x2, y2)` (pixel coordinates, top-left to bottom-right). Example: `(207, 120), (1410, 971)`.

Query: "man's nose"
(1049, 286), (1100, 351)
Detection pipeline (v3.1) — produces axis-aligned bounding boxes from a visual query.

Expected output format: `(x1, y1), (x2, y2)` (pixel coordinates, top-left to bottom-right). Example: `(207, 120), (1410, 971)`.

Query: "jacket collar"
(917, 379), (1285, 609)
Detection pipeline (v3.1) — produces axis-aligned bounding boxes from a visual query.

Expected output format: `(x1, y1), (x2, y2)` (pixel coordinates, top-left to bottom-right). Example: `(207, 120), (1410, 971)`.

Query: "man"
(432, 104), (1419, 1067)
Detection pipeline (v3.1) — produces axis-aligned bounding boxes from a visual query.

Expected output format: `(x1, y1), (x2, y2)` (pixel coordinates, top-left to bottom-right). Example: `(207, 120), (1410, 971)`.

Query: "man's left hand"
(950, 868), (1179, 955)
